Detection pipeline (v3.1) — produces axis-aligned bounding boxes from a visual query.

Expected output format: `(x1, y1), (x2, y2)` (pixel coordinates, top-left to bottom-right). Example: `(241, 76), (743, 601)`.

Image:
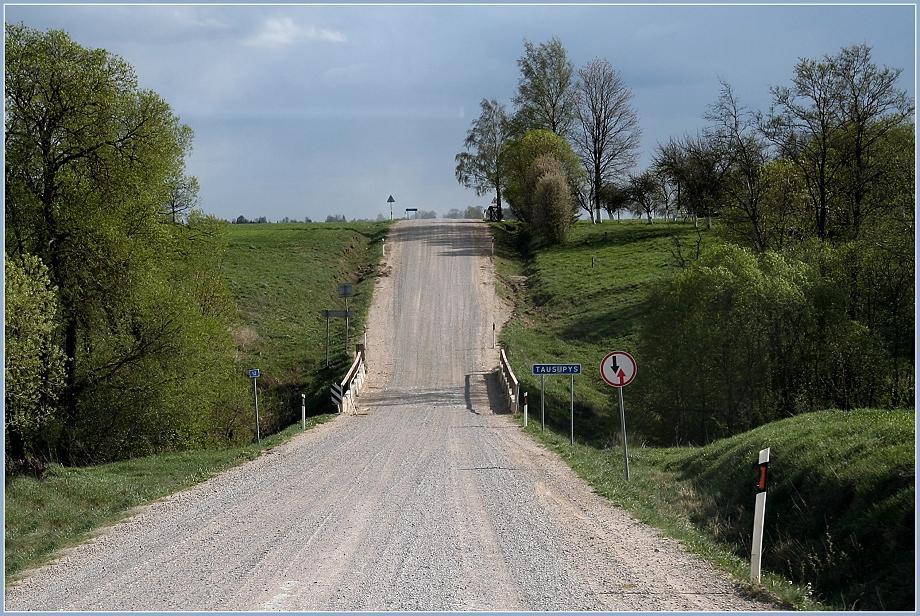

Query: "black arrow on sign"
(611, 355), (620, 373)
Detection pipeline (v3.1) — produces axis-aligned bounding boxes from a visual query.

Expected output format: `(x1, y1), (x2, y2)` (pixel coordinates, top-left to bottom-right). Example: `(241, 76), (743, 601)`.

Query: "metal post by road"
(540, 375), (545, 431)
(253, 377), (261, 443)
(492, 323), (495, 349)
(301, 393), (306, 430)
(523, 391), (528, 427)
(618, 387), (630, 480)
(570, 373), (575, 446)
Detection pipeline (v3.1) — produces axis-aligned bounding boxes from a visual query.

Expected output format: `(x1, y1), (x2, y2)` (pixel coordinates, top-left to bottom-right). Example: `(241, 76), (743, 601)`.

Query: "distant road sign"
(405, 208), (418, 212)
(337, 283), (353, 297)
(532, 364), (581, 375)
(600, 351), (637, 388)
(248, 369), (260, 379)
(321, 309), (354, 318)
(387, 195), (395, 203)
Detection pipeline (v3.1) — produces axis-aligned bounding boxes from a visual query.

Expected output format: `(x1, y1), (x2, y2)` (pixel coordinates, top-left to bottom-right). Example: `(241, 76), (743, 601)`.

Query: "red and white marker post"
(600, 351), (637, 480)
(751, 447), (771, 583)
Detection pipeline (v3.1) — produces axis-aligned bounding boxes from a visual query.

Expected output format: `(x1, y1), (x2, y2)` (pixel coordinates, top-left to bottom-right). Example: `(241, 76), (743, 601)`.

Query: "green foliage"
(530, 156), (574, 244)
(222, 222), (389, 434)
(501, 129), (583, 226)
(4, 254), (66, 469)
(4, 25), (242, 464)
(666, 409), (915, 610)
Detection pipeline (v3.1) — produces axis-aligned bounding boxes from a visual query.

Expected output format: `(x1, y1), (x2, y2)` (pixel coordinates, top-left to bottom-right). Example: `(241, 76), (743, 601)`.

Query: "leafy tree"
(598, 182), (631, 222)
(627, 170), (663, 223)
(4, 254), (65, 469)
(455, 98), (512, 218)
(513, 37), (577, 135)
(501, 129), (583, 224)
(5, 25), (242, 462)
(529, 155), (574, 244)
(464, 205), (484, 219)
(235, 215), (249, 224)
(572, 58), (640, 223)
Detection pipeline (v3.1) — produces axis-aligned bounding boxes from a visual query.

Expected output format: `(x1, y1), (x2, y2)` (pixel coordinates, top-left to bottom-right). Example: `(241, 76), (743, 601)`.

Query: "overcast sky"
(6, 3), (915, 221)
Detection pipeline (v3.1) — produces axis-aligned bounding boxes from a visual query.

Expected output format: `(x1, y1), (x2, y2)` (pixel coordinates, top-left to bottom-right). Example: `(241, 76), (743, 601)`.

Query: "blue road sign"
(249, 369), (260, 379)
(532, 364), (581, 375)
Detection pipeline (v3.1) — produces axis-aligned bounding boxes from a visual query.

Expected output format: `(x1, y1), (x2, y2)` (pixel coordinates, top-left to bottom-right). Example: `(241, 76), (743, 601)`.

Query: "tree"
(627, 170), (663, 223)
(235, 215), (249, 224)
(5, 25), (193, 449)
(573, 58), (640, 224)
(4, 254), (65, 469)
(5, 25), (242, 463)
(598, 182), (631, 222)
(763, 50), (846, 240)
(705, 82), (774, 250)
(831, 44), (913, 238)
(529, 155), (574, 244)
(455, 98), (513, 219)
(513, 37), (577, 135)
(464, 205), (484, 219)
(501, 129), (583, 224)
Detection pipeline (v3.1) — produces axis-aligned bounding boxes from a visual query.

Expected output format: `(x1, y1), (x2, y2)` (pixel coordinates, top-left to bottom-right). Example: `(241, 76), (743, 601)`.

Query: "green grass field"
(6, 221), (390, 580)
(493, 220), (914, 611)
(222, 221), (389, 430)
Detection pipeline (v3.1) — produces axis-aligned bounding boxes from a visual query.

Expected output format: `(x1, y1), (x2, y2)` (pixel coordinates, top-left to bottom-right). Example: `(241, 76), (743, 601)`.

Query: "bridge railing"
(499, 347), (519, 413)
(332, 347), (367, 414)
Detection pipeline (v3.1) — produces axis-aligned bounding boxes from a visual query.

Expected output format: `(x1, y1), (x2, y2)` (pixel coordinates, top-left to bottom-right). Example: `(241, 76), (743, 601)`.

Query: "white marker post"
(523, 391), (528, 427)
(249, 369), (261, 443)
(492, 322), (495, 349)
(751, 447), (771, 583)
(301, 393), (306, 430)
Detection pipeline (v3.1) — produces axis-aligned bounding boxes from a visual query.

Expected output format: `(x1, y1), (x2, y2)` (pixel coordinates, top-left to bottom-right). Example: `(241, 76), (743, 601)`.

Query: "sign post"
(387, 195), (395, 221)
(405, 207), (418, 219)
(301, 392), (306, 430)
(600, 351), (637, 480)
(751, 447), (771, 583)
(249, 369), (261, 443)
(532, 364), (581, 442)
(523, 391), (528, 427)
(321, 308), (354, 365)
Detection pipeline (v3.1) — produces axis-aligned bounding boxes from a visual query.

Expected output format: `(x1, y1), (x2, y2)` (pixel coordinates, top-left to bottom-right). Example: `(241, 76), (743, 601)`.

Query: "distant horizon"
(7, 3), (915, 222)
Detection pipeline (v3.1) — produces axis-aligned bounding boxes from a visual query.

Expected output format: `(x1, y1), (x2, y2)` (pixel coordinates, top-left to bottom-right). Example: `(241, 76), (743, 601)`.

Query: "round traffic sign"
(600, 351), (637, 388)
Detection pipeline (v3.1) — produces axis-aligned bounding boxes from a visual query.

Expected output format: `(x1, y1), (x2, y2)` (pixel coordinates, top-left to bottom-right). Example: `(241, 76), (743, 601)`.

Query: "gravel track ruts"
(5, 219), (771, 611)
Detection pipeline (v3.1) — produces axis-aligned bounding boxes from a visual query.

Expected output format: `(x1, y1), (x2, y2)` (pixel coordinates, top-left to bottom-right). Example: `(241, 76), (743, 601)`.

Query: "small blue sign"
(532, 364), (582, 375)
(248, 369), (261, 379)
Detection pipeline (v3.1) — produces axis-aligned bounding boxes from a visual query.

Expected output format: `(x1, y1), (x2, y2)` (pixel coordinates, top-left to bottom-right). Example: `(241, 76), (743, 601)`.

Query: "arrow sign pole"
(618, 387), (629, 480)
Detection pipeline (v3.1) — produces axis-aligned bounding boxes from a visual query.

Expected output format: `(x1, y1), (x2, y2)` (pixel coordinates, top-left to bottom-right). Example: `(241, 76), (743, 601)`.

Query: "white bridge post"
(751, 447), (771, 583)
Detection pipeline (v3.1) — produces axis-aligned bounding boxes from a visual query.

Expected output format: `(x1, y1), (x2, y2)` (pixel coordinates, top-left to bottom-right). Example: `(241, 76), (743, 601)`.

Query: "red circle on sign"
(600, 351), (637, 388)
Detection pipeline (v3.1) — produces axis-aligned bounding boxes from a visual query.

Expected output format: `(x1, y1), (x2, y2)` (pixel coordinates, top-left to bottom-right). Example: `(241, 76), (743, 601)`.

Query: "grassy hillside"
(493, 220), (710, 445)
(493, 220), (915, 610)
(6, 221), (389, 580)
(222, 222), (389, 431)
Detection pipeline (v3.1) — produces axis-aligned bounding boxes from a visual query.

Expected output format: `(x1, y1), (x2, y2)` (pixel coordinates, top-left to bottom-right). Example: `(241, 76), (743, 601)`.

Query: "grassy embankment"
(5, 221), (389, 580)
(492, 220), (914, 611)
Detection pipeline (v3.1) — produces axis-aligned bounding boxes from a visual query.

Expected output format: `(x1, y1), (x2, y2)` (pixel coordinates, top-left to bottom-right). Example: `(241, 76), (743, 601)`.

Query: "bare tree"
(628, 170), (663, 224)
(573, 58), (641, 224)
(455, 99), (512, 219)
(705, 82), (772, 250)
(513, 37), (577, 136)
(762, 53), (845, 240)
(832, 44), (913, 237)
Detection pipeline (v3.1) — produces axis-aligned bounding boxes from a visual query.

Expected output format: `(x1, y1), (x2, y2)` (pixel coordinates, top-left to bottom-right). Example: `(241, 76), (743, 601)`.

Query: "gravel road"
(5, 219), (770, 611)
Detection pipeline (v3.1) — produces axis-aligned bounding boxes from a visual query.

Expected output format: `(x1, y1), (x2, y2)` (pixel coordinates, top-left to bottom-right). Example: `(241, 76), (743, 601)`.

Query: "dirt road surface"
(5, 220), (770, 611)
